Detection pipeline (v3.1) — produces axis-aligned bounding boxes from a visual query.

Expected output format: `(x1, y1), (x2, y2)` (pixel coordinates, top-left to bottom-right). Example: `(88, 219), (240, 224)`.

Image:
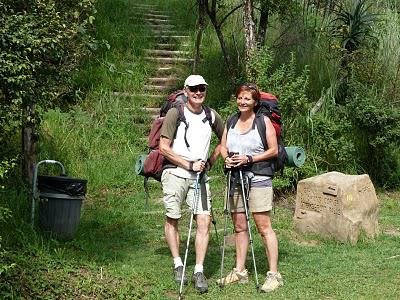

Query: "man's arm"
(159, 136), (205, 172)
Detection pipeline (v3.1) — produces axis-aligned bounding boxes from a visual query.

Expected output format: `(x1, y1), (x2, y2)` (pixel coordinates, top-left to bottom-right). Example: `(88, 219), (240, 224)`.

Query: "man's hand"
(191, 160), (206, 172)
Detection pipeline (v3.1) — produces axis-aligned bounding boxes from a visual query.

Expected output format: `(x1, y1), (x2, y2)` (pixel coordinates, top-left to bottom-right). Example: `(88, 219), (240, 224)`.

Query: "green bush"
(0, 0), (95, 166)
(345, 83), (400, 187)
(0, 160), (16, 280)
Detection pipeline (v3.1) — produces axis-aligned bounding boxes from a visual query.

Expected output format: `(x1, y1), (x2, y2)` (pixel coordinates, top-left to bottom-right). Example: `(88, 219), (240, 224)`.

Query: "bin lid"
(38, 175), (87, 197)
(39, 192), (85, 200)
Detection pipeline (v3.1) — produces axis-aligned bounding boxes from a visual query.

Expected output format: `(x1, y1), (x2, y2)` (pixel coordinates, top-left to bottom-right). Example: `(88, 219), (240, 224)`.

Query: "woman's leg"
(253, 211), (278, 272)
(232, 212), (249, 271)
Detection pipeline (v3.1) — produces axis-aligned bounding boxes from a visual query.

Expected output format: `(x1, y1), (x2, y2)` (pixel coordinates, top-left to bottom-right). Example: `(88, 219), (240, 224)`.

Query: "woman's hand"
(224, 156), (235, 168)
(225, 154), (248, 168)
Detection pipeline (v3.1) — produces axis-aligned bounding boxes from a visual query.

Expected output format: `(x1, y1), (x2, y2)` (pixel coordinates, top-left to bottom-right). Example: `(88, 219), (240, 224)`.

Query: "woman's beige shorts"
(230, 185), (273, 213)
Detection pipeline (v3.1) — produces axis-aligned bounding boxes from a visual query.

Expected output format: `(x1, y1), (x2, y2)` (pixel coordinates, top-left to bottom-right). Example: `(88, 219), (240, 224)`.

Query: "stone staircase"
(127, 3), (194, 209)
(132, 3), (192, 120)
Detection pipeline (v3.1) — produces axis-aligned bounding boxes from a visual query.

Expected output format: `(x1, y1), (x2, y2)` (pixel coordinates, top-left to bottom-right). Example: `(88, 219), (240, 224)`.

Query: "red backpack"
(141, 90), (212, 181)
(258, 91), (282, 138)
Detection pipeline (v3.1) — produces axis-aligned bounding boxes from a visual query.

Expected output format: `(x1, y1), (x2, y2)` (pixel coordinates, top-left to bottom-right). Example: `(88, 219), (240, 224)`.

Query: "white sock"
(173, 257), (183, 268)
(194, 264), (203, 274)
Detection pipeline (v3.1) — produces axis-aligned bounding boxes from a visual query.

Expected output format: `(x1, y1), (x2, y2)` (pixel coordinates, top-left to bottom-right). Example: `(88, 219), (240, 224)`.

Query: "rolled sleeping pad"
(135, 154), (147, 175)
(285, 146), (306, 168)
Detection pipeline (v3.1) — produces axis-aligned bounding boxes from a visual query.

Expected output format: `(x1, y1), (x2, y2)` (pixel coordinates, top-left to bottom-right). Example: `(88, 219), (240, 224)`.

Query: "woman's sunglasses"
(188, 85), (207, 93)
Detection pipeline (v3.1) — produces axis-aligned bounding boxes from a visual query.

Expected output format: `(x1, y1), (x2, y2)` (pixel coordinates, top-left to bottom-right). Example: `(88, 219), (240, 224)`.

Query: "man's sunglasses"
(188, 85), (207, 93)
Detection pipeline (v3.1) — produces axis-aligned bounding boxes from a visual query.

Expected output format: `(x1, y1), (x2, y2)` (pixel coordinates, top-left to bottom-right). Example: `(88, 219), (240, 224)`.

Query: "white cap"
(184, 75), (208, 87)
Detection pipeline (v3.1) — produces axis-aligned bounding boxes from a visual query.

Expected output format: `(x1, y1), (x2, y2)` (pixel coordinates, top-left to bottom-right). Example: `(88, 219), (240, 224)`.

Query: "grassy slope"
(1, 0), (400, 299)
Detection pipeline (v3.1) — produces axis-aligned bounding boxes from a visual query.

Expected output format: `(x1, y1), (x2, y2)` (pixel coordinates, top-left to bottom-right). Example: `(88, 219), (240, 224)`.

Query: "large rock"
(293, 172), (379, 244)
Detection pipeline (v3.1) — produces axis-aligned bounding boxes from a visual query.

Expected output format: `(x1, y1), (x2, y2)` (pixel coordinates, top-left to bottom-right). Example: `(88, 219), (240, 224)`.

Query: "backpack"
(257, 92), (282, 139)
(141, 90), (213, 182)
(226, 91), (288, 176)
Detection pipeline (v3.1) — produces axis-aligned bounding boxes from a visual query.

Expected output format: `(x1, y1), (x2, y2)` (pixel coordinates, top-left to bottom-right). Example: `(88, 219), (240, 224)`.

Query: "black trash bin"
(38, 175), (87, 239)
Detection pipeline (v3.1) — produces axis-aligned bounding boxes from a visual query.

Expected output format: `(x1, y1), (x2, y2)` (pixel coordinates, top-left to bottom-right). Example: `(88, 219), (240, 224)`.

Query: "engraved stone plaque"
(294, 172), (379, 244)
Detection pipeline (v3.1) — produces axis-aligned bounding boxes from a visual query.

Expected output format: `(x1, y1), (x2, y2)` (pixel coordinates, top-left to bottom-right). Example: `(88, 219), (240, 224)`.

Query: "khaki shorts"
(161, 170), (211, 219)
(230, 185), (273, 213)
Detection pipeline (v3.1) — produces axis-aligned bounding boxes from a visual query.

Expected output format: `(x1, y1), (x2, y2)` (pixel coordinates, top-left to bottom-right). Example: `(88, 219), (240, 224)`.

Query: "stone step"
(148, 77), (180, 86)
(145, 18), (172, 24)
(157, 66), (176, 72)
(145, 56), (194, 64)
(143, 107), (160, 114)
(151, 29), (181, 36)
(146, 10), (167, 14)
(148, 35), (190, 40)
(156, 67), (184, 77)
(143, 84), (175, 92)
(144, 49), (190, 57)
(131, 4), (158, 8)
(144, 13), (170, 19)
(134, 6), (164, 15)
(148, 24), (175, 30)
(154, 43), (178, 50)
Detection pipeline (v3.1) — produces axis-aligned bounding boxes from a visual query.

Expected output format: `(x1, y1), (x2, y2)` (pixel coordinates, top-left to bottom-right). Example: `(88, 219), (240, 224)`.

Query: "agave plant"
(332, 0), (379, 52)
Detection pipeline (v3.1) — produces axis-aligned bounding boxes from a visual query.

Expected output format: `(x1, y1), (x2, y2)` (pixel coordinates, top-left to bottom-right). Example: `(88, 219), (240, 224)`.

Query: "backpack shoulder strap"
(254, 114), (268, 149)
(226, 112), (240, 131)
(202, 105), (213, 127)
(175, 104), (190, 148)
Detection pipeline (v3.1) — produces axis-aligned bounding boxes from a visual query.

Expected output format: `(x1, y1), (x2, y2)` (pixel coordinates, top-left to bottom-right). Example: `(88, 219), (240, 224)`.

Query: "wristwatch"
(246, 155), (253, 164)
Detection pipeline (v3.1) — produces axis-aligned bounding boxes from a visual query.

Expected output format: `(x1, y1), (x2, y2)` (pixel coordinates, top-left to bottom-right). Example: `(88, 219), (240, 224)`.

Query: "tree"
(0, 0), (95, 185)
(202, 0), (243, 77)
(193, 0), (207, 72)
(243, 0), (257, 62)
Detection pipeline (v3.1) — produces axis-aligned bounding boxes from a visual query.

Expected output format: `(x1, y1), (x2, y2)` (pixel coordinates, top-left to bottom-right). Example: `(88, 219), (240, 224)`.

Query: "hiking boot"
(192, 272), (208, 293)
(174, 266), (188, 285)
(216, 268), (249, 286)
(261, 271), (283, 292)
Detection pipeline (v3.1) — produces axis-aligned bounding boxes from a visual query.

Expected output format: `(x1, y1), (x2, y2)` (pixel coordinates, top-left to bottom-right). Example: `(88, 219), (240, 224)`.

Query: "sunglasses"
(243, 83), (258, 90)
(188, 85), (207, 93)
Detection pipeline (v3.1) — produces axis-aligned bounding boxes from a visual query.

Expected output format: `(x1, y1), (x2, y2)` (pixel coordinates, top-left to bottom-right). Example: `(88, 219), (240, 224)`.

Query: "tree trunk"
(205, 0), (235, 77)
(243, 0), (257, 75)
(193, 0), (207, 73)
(22, 100), (37, 187)
(257, 0), (269, 46)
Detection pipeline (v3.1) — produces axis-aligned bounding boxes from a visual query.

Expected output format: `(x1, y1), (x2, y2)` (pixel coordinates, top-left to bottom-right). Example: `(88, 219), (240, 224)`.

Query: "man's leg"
(192, 213), (210, 293)
(194, 214), (211, 267)
(186, 176), (211, 293)
(165, 217), (180, 258)
(161, 170), (188, 284)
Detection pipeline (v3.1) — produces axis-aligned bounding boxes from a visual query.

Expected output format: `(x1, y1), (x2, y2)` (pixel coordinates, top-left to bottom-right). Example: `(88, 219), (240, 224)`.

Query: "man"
(159, 75), (224, 293)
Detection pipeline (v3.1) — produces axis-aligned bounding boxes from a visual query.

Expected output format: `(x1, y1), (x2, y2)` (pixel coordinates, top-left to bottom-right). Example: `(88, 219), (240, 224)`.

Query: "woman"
(218, 83), (283, 292)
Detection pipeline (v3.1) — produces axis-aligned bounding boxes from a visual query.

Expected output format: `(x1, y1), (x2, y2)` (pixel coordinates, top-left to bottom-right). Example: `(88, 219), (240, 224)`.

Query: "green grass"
(1, 0), (400, 299)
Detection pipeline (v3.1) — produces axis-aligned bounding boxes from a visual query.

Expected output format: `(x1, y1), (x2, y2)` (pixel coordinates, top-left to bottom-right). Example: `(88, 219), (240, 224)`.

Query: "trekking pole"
(219, 170), (231, 288)
(210, 205), (219, 245)
(239, 169), (260, 291)
(204, 156), (219, 244)
(179, 172), (201, 300)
